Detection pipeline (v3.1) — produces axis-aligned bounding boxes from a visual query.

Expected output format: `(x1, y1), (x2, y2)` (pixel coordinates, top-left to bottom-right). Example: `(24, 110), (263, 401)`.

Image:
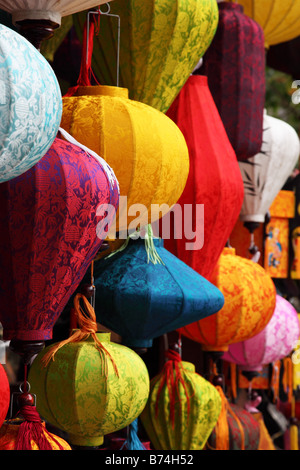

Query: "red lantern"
(199, 2), (266, 161)
(160, 75), (244, 281)
(0, 136), (119, 344)
(0, 364), (10, 428)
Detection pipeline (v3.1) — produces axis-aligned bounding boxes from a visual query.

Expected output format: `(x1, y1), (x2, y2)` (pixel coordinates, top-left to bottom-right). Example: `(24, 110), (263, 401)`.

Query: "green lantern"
(28, 295), (150, 448)
(140, 349), (222, 450)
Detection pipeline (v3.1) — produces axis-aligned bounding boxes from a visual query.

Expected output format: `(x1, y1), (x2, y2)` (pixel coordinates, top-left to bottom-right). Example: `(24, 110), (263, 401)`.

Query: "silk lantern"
(61, 85), (189, 233)
(0, 134), (119, 344)
(160, 75), (244, 281)
(223, 295), (300, 371)
(0, 365), (10, 428)
(239, 111), (299, 227)
(73, 0), (219, 113)
(180, 247), (276, 351)
(90, 236), (224, 349)
(140, 349), (222, 450)
(223, 0), (300, 48)
(0, 24), (62, 183)
(199, 2), (265, 161)
(29, 297), (150, 448)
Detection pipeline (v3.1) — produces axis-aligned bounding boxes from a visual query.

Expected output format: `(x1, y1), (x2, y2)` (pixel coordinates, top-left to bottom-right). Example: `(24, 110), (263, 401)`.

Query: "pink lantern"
(223, 295), (300, 371)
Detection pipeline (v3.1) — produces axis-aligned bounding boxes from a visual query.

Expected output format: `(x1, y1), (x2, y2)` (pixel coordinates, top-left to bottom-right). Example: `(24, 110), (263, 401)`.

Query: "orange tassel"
(42, 293), (119, 377)
(282, 358), (293, 404)
(230, 363), (237, 400)
(214, 386), (230, 450)
(270, 361), (281, 402)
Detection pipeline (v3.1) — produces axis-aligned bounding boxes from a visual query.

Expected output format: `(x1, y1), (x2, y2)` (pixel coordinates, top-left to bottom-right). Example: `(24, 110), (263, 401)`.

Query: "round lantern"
(60, 85), (189, 233)
(161, 75), (244, 281)
(223, 295), (300, 371)
(199, 2), (266, 161)
(90, 237), (224, 349)
(140, 350), (222, 450)
(0, 364), (10, 428)
(239, 110), (300, 225)
(180, 247), (276, 351)
(0, 420), (71, 450)
(222, 0), (300, 48)
(73, 0), (219, 113)
(0, 135), (119, 343)
(0, 24), (62, 183)
(29, 331), (150, 447)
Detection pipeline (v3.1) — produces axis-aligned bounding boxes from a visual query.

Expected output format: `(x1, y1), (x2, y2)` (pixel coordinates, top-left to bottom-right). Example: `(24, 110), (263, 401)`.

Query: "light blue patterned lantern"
(0, 24), (62, 183)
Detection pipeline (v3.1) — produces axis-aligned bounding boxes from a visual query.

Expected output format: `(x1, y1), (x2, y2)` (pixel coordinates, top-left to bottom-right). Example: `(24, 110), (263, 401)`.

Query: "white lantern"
(0, 24), (62, 183)
(0, 1), (113, 26)
(239, 110), (300, 224)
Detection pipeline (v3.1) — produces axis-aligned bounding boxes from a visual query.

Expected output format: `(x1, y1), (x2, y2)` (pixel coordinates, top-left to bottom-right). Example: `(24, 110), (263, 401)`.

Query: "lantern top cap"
(74, 85), (129, 100)
(222, 247), (236, 256)
(189, 75), (208, 86)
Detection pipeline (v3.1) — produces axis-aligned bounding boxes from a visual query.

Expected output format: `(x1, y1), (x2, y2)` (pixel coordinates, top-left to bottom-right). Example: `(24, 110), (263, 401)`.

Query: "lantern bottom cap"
(12, 10), (61, 26)
(67, 433), (104, 448)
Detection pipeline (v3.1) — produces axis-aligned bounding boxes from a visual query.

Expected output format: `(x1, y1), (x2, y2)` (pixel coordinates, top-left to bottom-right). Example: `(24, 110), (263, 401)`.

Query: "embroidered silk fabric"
(162, 75), (244, 281)
(224, 0), (300, 48)
(61, 85), (189, 232)
(0, 365), (10, 428)
(0, 420), (71, 450)
(0, 137), (119, 341)
(140, 361), (222, 450)
(180, 248), (276, 351)
(0, 24), (62, 183)
(199, 2), (265, 161)
(29, 333), (150, 447)
(90, 238), (224, 349)
(73, 0), (219, 113)
(209, 404), (260, 450)
(223, 295), (300, 370)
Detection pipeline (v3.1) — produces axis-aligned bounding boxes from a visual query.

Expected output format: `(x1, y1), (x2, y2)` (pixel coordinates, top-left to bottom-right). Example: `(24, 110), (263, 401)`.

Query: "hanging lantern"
(198, 2), (266, 161)
(180, 247), (276, 352)
(29, 295), (150, 448)
(0, 134), (119, 349)
(0, 24), (62, 183)
(223, 295), (300, 371)
(140, 349), (222, 450)
(0, 365), (10, 428)
(264, 191), (295, 278)
(223, 0), (300, 48)
(61, 85), (189, 233)
(90, 235), (224, 350)
(239, 111), (299, 229)
(160, 75), (244, 281)
(73, 0), (219, 113)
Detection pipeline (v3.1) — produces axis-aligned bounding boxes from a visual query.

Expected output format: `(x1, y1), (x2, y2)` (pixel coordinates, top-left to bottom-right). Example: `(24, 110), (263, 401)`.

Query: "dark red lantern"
(199, 1), (266, 161)
(0, 136), (119, 344)
(160, 75), (244, 281)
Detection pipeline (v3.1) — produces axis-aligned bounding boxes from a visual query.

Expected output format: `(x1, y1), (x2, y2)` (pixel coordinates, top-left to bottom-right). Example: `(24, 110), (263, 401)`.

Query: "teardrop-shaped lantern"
(161, 75), (244, 281)
(180, 248), (276, 352)
(61, 85), (189, 233)
(0, 364), (10, 429)
(199, 2), (266, 161)
(140, 350), (222, 450)
(73, 0), (219, 113)
(0, 24), (62, 183)
(91, 236), (224, 349)
(239, 111), (300, 225)
(223, 295), (300, 371)
(29, 328), (150, 448)
(0, 135), (119, 342)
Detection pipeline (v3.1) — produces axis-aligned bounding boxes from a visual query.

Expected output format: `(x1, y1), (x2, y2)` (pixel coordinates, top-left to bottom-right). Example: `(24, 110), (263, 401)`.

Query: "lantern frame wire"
(86, 5), (120, 87)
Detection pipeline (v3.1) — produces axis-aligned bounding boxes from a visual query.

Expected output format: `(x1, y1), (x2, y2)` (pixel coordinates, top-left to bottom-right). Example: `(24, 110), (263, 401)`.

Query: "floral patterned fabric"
(0, 137), (119, 341)
(0, 24), (62, 183)
(140, 360), (222, 450)
(29, 333), (150, 447)
(180, 248), (276, 351)
(73, 0), (219, 113)
(223, 295), (300, 370)
(199, 2), (265, 161)
(0, 365), (10, 428)
(90, 237), (224, 349)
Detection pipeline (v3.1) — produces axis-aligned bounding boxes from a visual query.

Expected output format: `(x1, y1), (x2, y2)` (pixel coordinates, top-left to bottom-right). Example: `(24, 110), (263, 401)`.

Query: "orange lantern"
(180, 247), (276, 352)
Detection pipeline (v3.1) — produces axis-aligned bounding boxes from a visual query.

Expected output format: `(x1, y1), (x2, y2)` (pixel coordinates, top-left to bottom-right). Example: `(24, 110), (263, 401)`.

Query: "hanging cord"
(41, 293), (119, 378)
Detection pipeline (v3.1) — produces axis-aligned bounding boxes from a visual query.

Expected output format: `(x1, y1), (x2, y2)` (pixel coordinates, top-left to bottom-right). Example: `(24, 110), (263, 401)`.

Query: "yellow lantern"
(61, 85), (189, 233)
(224, 0), (300, 47)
